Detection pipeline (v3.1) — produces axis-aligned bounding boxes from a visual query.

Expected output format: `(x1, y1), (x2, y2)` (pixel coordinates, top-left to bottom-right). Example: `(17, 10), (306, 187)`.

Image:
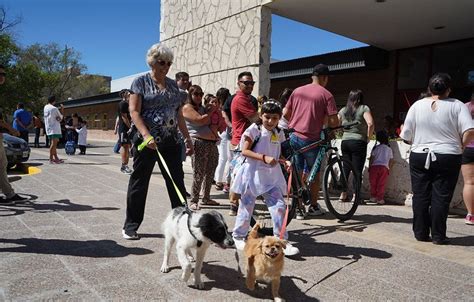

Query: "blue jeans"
(289, 134), (321, 172)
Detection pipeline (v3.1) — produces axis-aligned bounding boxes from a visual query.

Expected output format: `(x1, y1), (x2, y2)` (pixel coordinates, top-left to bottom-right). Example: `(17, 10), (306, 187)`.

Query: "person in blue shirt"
(12, 103), (32, 144)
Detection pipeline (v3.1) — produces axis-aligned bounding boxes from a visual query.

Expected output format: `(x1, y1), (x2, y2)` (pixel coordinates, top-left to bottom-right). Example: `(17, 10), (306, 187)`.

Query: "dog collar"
(184, 208), (203, 247)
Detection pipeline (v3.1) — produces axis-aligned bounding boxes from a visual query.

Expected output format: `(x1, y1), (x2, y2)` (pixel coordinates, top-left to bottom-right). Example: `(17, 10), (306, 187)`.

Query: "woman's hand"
(185, 138), (194, 156)
(144, 134), (157, 150)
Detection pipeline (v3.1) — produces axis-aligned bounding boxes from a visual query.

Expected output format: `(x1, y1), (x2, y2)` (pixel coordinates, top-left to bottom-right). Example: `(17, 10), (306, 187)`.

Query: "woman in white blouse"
(400, 73), (474, 245)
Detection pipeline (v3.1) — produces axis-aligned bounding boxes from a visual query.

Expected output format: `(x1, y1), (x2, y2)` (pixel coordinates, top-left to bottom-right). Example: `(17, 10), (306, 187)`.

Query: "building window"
(94, 114), (100, 129)
(102, 113), (108, 130)
(397, 47), (430, 90)
(432, 39), (474, 100)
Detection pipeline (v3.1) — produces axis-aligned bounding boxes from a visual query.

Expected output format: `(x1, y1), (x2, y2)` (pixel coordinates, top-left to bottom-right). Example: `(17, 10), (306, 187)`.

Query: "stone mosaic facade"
(160, 0), (272, 96)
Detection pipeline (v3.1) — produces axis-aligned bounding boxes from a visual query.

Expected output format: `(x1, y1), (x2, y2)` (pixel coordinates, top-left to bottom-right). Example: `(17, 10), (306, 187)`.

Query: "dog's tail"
(248, 223), (260, 239)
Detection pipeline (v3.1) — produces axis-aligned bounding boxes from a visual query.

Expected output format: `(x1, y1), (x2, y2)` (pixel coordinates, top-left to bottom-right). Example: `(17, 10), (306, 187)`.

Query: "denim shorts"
(289, 134), (321, 171)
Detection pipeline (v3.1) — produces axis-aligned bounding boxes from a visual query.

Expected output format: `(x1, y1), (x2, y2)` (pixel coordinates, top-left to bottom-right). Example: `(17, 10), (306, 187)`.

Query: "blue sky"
(6, 0), (365, 79)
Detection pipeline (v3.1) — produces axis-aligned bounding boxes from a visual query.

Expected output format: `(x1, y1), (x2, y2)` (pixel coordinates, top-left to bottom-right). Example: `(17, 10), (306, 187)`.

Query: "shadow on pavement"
(66, 162), (109, 165)
(7, 176), (22, 182)
(0, 238), (153, 257)
(350, 213), (412, 225)
(203, 261), (318, 301)
(0, 198), (119, 217)
(449, 235), (474, 247)
(289, 227), (392, 261)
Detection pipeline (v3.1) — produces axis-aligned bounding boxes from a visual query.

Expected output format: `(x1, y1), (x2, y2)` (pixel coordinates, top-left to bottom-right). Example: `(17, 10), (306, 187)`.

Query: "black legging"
(341, 139), (368, 195)
(123, 143), (186, 233)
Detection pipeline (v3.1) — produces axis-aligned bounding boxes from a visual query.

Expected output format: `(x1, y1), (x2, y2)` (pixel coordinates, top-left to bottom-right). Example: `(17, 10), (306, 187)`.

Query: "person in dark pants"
(400, 73), (474, 245)
(32, 112), (42, 148)
(122, 42), (194, 240)
(12, 103), (32, 144)
(338, 90), (374, 202)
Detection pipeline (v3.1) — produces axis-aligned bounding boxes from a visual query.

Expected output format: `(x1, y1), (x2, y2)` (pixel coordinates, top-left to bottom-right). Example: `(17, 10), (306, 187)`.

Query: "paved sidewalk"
(1, 141), (473, 301)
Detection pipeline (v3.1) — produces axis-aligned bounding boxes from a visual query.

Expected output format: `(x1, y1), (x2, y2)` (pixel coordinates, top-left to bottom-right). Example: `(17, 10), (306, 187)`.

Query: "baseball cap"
(312, 64), (330, 76)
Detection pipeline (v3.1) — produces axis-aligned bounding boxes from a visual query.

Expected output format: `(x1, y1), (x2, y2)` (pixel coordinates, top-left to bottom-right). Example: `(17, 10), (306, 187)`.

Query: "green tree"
(70, 74), (110, 99)
(19, 43), (86, 101)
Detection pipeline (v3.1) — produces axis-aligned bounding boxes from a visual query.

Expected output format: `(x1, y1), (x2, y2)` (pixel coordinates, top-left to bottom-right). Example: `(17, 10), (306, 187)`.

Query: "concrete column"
(160, 0), (272, 96)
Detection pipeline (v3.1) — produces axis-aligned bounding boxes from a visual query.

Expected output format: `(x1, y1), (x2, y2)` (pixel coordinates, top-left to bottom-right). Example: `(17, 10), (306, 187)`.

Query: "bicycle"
(250, 122), (361, 235)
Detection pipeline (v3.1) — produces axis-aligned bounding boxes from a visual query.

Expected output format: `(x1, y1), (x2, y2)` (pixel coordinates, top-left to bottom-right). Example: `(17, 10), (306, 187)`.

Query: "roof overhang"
(265, 0), (474, 50)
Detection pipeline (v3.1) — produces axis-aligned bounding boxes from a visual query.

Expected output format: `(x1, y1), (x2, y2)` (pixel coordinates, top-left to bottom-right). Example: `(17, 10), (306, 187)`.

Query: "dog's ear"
(257, 240), (263, 252)
(279, 239), (287, 250)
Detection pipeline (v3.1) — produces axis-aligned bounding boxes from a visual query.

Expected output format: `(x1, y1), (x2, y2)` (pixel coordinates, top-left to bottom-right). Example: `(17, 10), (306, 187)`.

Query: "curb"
(18, 164), (42, 175)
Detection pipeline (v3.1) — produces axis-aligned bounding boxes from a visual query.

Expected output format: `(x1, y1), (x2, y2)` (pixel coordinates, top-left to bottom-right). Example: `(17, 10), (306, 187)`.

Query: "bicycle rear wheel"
(322, 158), (360, 221)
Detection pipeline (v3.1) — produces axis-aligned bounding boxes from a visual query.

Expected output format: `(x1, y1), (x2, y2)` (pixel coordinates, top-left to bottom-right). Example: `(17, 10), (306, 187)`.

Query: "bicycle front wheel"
(322, 158), (360, 221)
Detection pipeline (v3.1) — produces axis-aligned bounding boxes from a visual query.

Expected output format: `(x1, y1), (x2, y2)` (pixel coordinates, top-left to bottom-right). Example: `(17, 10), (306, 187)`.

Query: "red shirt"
(285, 83), (338, 140)
(231, 91), (256, 145)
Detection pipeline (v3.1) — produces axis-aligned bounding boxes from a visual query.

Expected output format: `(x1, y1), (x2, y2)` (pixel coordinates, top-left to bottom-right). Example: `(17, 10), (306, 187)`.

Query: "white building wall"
(110, 72), (147, 92)
(160, 0), (272, 96)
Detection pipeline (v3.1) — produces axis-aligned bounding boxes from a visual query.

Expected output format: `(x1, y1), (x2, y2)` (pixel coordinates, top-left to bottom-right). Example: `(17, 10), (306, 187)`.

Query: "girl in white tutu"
(232, 100), (299, 256)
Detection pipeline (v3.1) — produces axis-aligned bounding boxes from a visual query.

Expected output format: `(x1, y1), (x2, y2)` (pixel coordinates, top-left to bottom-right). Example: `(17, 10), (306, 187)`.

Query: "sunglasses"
(239, 80), (255, 86)
(193, 92), (204, 97)
(157, 60), (172, 67)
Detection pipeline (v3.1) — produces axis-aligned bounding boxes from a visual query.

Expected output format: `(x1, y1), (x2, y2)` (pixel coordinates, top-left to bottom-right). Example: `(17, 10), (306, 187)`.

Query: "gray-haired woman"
(122, 43), (194, 240)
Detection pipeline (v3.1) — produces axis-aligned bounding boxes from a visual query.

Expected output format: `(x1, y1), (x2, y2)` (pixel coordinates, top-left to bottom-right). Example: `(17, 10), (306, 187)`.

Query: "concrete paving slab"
(1, 142), (472, 301)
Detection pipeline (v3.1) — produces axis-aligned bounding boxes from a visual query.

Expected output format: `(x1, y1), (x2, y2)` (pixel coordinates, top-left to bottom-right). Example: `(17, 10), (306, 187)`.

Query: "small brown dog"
(244, 223), (286, 301)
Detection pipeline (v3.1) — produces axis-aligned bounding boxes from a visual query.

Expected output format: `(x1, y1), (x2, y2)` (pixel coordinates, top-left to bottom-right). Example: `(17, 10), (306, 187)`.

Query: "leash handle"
(280, 167), (292, 240)
(138, 135), (154, 151)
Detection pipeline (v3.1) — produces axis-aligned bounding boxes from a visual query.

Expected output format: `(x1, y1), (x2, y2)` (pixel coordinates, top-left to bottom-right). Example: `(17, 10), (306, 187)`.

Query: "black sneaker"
(122, 229), (140, 240)
(5, 194), (27, 204)
(0, 197), (15, 205)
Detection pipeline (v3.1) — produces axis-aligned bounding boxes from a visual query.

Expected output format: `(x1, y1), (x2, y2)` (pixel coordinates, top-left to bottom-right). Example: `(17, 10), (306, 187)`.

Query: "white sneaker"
(307, 204), (326, 216)
(369, 197), (377, 203)
(121, 165), (133, 175)
(284, 242), (300, 256)
(234, 237), (246, 250)
(122, 229), (139, 240)
(377, 199), (385, 205)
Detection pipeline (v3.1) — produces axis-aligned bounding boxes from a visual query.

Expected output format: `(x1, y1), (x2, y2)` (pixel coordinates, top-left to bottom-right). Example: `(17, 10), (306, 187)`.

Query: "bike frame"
(287, 123), (358, 201)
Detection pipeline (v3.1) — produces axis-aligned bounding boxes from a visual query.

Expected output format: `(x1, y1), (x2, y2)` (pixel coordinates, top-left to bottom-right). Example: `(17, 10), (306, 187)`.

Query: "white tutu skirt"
(231, 159), (287, 197)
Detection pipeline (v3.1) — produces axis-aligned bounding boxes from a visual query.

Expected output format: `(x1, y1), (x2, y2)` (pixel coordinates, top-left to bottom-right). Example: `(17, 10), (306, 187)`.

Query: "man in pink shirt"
(283, 64), (339, 219)
(231, 72), (259, 146)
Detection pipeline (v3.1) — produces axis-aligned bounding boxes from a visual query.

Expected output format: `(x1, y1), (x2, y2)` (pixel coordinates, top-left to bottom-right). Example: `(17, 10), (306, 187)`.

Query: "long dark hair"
(278, 88), (293, 108)
(344, 89), (364, 121)
(186, 84), (203, 106)
(216, 87), (230, 106)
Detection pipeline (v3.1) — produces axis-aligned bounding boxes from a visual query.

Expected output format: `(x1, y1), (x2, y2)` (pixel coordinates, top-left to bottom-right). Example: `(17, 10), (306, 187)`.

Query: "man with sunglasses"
(228, 71), (260, 215)
(0, 64), (28, 205)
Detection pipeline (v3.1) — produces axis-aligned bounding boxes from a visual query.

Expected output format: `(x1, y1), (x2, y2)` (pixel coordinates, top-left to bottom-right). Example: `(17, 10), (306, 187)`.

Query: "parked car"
(2, 133), (30, 169)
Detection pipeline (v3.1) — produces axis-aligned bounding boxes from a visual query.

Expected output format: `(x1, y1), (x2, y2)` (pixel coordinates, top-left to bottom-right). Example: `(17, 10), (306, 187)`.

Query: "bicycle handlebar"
(286, 121), (360, 135)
